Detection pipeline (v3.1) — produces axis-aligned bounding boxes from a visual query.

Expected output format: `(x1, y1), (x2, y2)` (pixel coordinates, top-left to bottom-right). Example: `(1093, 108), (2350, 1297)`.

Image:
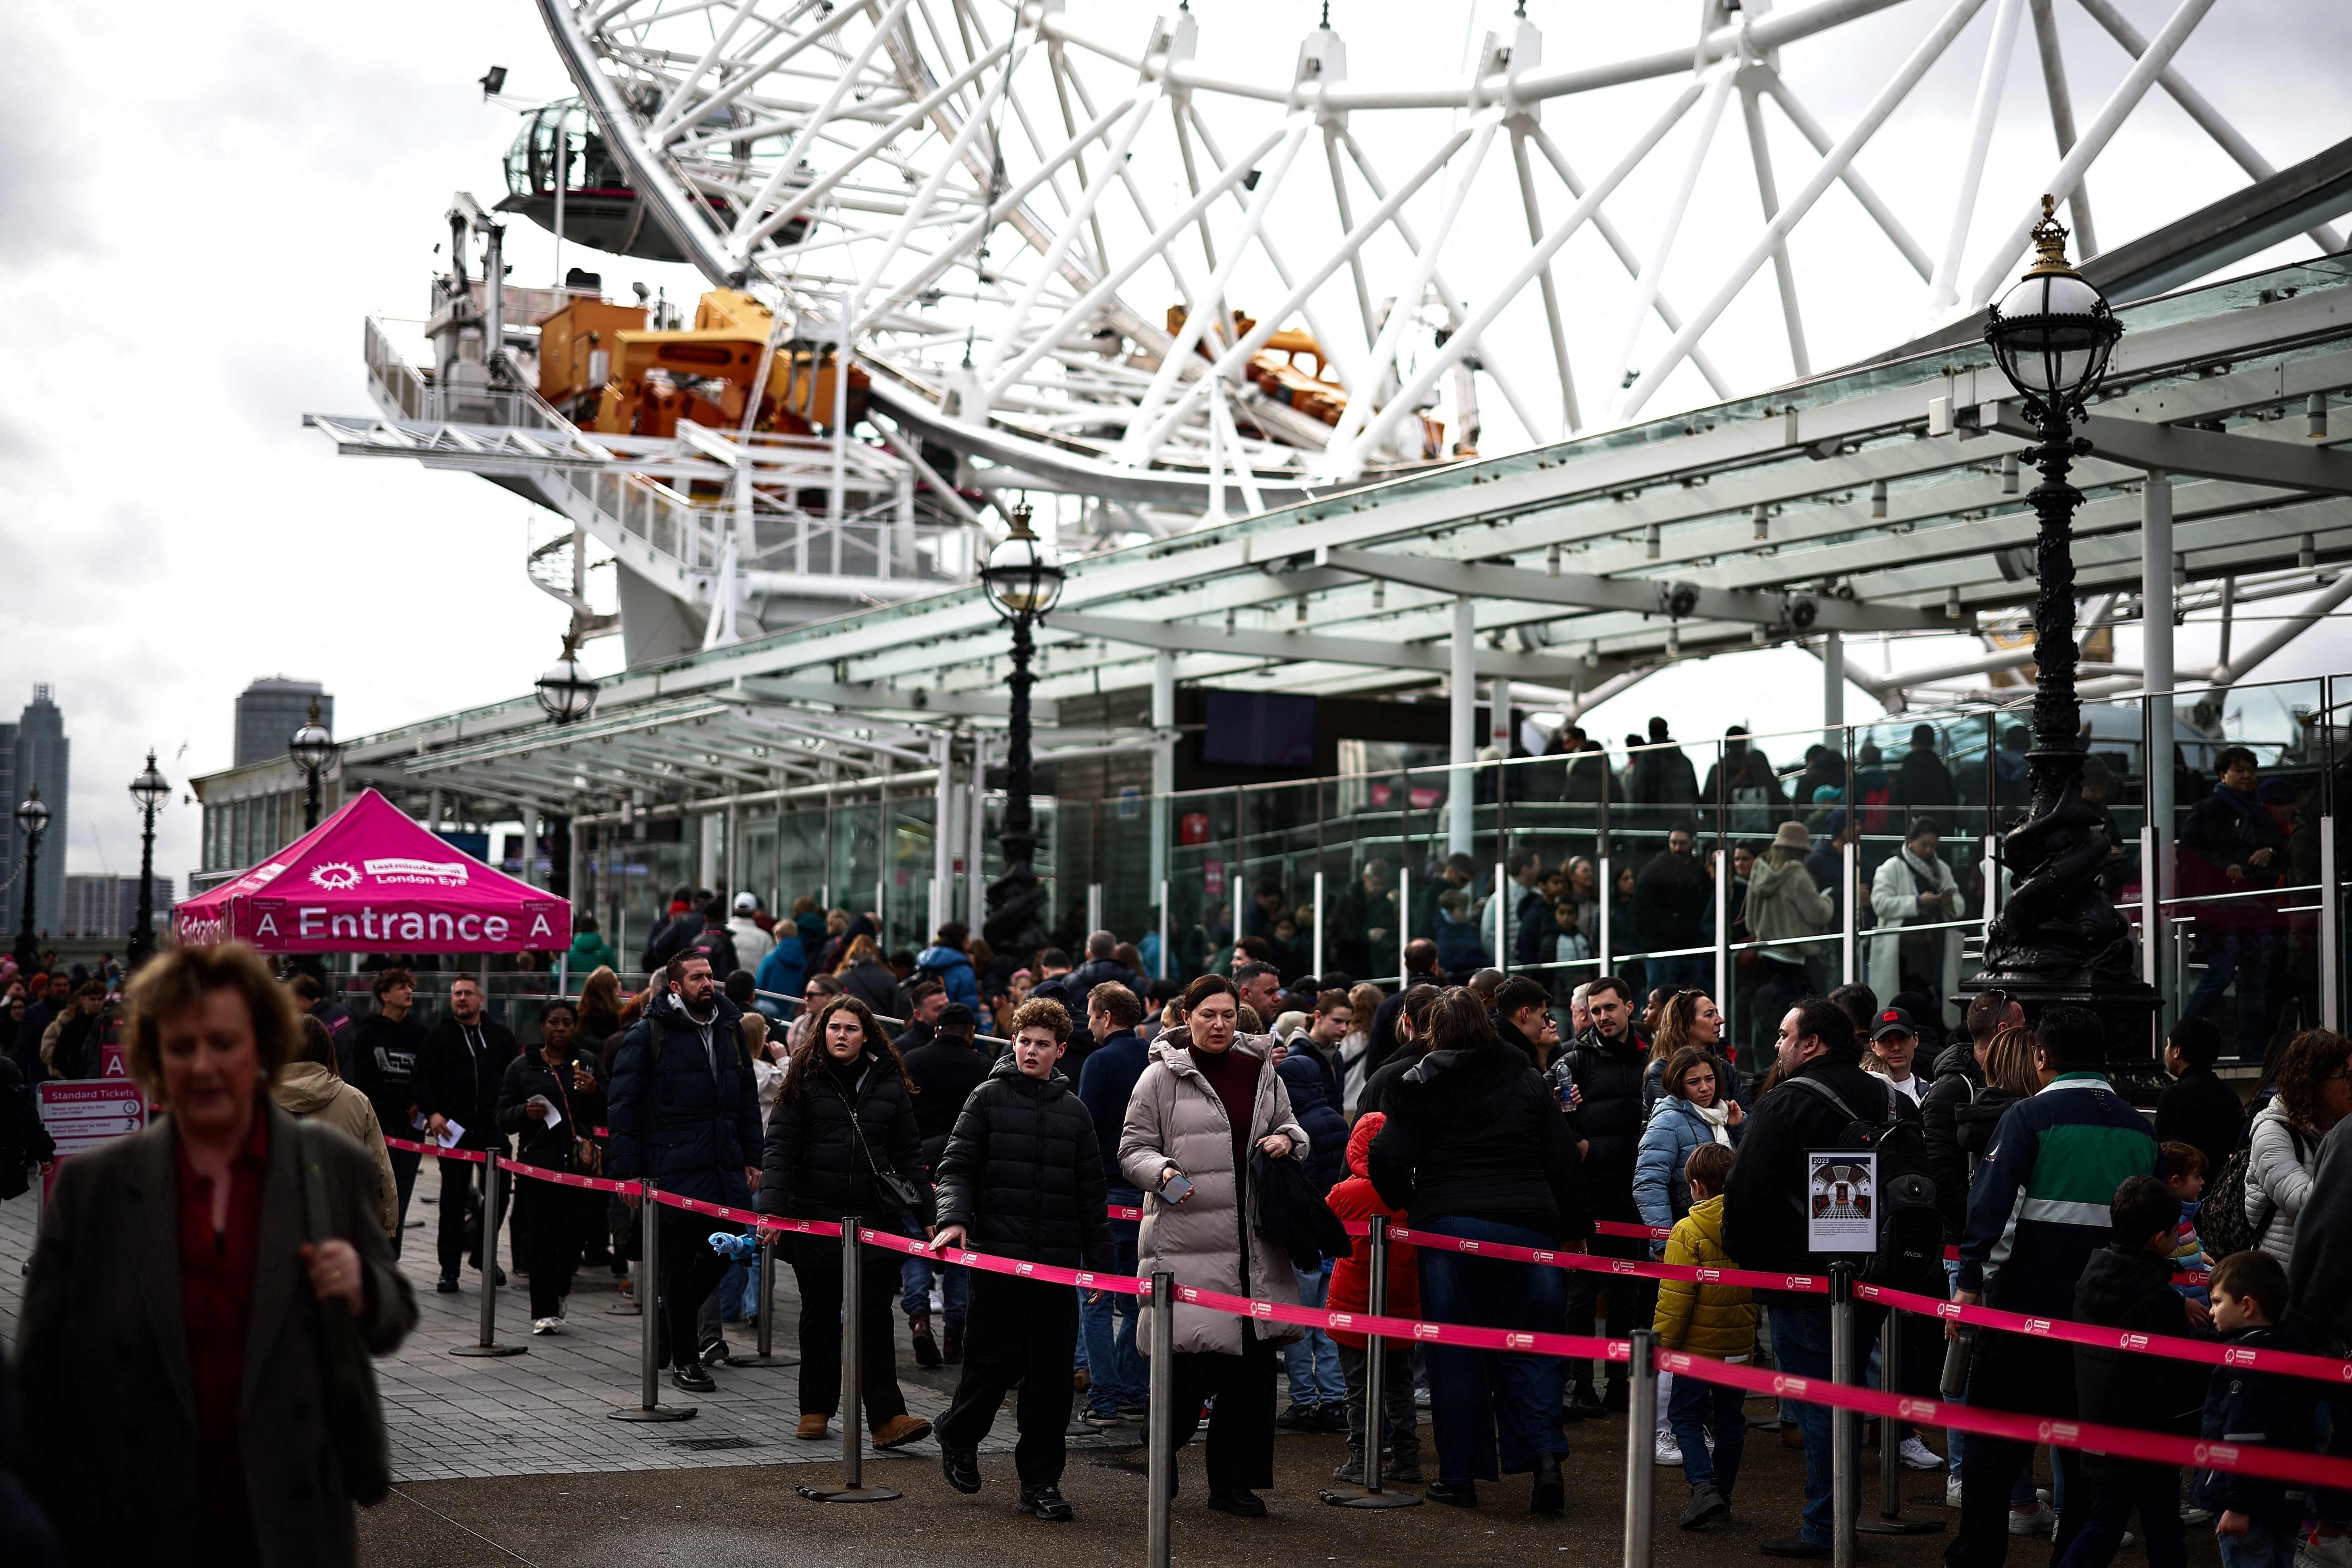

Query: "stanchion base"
(607, 1302), (642, 1316)
(724, 1353), (797, 1369)
(796, 1483), (902, 1503)
(1318, 1486), (1423, 1509)
(609, 1405), (698, 1423)
(449, 1344), (529, 1358)
(1858, 1519), (1945, 1535)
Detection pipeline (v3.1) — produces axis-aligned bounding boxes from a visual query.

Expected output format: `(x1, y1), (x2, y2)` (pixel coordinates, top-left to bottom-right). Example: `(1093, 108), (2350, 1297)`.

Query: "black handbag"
(297, 1124), (393, 1506)
(835, 1078), (925, 1216)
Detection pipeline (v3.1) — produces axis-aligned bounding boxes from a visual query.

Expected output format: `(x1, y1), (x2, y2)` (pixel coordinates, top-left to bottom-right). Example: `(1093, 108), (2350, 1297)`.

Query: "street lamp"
(1964, 197), (2155, 1070)
(129, 750), (170, 966)
(535, 628), (600, 725)
(978, 504), (1066, 955)
(288, 699), (339, 831)
(13, 788), (50, 970)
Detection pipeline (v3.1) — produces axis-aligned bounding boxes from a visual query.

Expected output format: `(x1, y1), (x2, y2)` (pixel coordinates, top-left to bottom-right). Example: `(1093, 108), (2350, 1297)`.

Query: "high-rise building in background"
(9, 686), (70, 939)
(62, 873), (173, 943)
(234, 678), (332, 768)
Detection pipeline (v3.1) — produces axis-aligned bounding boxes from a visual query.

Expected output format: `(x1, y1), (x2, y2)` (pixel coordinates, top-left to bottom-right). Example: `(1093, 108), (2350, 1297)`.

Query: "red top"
(1324, 1113), (1419, 1346)
(1189, 1043), (1260, 1182)
(177, 1106), (270, 1522)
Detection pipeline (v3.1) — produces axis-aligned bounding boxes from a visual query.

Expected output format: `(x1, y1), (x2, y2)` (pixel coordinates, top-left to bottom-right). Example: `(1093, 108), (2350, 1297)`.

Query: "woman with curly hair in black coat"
(758, 993), (935, 1448)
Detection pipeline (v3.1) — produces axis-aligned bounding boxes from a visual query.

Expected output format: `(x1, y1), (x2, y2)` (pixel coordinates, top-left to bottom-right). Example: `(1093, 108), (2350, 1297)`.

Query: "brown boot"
(1780, 1421), (1803, 1450)
(797, 1413), (830, 1441)
(872, 1413), (933, 1450)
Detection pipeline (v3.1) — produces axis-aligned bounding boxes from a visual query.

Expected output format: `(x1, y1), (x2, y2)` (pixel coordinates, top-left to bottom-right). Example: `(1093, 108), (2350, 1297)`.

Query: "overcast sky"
(2, 0), (2346, 887)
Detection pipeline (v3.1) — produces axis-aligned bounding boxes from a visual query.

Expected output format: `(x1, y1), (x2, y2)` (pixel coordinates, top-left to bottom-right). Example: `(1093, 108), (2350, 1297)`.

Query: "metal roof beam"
(1046, 610), (1604, 682)
(1989, 407), (2352, 496)
(734, 675), (1026, 719)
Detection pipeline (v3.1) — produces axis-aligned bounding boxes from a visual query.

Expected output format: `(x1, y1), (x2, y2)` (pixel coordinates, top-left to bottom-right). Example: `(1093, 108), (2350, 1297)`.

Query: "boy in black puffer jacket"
(931, 997), (1114, 1522)
(2061, 1176), (2211, 1568)
(2195, 1250), (2314, 1568)
(1276, 997), (1351, 1433)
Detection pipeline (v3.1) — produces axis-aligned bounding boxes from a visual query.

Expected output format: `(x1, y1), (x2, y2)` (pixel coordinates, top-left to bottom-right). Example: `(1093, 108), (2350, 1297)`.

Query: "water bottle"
(1939, 1324), (1975, 1400)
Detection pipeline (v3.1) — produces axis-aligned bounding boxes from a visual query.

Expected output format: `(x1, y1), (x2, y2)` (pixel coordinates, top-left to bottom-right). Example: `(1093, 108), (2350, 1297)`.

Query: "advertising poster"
(1806, 1151), (1878, 1253)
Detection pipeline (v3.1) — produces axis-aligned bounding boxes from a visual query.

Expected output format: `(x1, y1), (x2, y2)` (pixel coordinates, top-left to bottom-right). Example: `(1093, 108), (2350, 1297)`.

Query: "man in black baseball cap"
(1867, 1005), (1925, 1106)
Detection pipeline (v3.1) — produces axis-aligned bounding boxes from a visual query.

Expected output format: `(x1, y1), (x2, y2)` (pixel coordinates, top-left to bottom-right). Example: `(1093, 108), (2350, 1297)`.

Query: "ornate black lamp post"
(1964, 197), (2158, 1068)
(288, 700), (339, 831)
(978, 504), (1066, 956)
(536, 628), (600, 725)
(129, 751), (170, 966)
(13, 789), (50, 971)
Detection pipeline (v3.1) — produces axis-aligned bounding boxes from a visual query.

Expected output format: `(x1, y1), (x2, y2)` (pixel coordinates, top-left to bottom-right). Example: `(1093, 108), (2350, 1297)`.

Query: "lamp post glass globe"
(981, 505), (1064, 621)
(15, 791), (50, 839)
(1984, 196), (2121, 411)
(536, 636), (599, 724)
(288, 700), (337, 777)
(130, 751), (170, 812)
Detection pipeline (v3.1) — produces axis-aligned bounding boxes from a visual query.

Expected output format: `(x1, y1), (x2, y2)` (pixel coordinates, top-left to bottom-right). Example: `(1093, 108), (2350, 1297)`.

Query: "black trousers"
(2055, 1464), (2184, 1568)
(788, 1233), (909, 1428)
(1164, 1335), (1279, 1495)
(518, 1174), (579, 1319)
(938, 1273), (1081, 1487)
(1562, 1227), (1646, 1389)
(387, 1146), (421, 1259)
(656, 1208), (735, 1369)
(437, 1154), (488, 1277)
(1946, 1333), (2086, 1568)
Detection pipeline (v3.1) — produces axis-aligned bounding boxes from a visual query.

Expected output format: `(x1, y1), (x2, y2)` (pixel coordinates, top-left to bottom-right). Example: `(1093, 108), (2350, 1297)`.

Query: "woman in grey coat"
(18, 943), (416, 1568)
(1120, 974), (1309, 1516)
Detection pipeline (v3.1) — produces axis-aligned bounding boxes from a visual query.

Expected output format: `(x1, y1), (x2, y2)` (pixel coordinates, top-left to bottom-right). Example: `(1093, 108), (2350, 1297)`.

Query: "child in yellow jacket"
(1652, 1143), (1757, 1531)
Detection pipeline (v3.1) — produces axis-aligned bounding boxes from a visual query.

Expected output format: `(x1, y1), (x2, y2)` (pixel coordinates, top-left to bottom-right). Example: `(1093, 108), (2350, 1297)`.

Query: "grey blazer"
(15, 1101), (417, 1567)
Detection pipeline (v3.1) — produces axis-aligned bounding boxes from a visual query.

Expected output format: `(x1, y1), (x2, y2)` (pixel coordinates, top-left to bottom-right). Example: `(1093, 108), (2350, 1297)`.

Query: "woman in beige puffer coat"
(1120, 974), (1309, 1513)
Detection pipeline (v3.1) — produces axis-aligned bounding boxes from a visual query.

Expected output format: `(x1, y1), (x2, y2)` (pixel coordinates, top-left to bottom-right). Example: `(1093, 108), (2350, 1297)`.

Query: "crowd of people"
(5, 828), (2350, 1566)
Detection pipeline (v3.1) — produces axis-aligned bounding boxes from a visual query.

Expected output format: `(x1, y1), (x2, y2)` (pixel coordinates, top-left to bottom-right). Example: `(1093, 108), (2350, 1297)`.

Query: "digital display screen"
(1200, 691), (1317, 768)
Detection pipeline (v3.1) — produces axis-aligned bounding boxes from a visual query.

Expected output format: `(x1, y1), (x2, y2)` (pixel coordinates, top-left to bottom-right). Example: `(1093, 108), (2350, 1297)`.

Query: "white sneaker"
(1899, 1436), (1945, 1471)
(2181, 1506), (2213, 1526)
(1945, 1473), (1963, 1509)
(2119, 1533), (2137, 1549)
(2007, 1504), (2057, 1536)
(531, 1317), (560, 1335)
(1655, 1436), (1684, 1466)
(2299, 1533), (2352, 1568)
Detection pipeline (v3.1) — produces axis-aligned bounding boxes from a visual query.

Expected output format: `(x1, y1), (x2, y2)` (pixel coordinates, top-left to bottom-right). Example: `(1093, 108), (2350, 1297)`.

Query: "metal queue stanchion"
(449, 1152), (525, 1359)
(611, 1178), (696, 1422)
(729, 1231), (796, 1369)
(798, 1215), (901, 1502)
(1622, 1328), (1658, 1568)
(1858, 1308), (1943, 1537)
(1321, 1217), (1419, 1508)
(1146, 1271), (1175, 1568)
(1829, 1262), (1857, 1568)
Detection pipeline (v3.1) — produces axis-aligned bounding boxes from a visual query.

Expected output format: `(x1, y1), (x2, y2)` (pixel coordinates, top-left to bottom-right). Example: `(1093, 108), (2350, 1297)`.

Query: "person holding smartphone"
(496, 999), (603, 1334)
(1119, 974), (1310, 1518)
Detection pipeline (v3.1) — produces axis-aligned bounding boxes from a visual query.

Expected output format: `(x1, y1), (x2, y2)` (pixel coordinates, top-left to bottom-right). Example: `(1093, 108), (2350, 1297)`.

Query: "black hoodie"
(1369, 1035), (1589, 1243)
(2072, 1243), (2207, 1479)
(1920, 1037), (1982, 1241)
(350, 1010), (430, 1140)
(2194, 1319), (2317, 1524)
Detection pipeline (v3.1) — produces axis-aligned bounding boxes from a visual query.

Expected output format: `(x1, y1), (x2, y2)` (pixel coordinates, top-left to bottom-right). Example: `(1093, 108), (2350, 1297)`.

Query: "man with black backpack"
(1945, 1005), (2159, 1568)
(1721, 996), (1927, 1559)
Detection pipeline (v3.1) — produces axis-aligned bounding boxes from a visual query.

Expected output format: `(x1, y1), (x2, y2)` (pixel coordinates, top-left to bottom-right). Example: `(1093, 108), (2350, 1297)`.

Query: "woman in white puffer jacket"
(2244, 1029), (2352, 1268)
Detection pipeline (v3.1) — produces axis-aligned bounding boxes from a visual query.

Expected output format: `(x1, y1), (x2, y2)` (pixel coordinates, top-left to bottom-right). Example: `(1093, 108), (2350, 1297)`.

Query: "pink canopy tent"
(176, 788), (571, 954)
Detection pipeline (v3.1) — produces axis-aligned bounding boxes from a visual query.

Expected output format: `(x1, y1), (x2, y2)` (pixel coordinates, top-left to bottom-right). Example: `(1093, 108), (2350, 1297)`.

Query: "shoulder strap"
(1783, 1074), (1860, 1125)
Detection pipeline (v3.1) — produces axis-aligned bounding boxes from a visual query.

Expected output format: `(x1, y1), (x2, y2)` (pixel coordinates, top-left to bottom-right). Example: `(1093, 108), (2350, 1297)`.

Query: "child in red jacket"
(1325, 1112), (1422, 1484)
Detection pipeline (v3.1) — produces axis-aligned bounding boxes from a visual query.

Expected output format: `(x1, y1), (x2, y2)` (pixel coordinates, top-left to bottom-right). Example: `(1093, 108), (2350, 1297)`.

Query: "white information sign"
(1806, 1151), (1878, 1254)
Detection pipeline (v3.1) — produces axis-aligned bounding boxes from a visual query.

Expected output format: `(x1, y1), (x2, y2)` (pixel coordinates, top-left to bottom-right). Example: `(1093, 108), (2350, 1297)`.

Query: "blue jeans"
(1285, 1265), (1346, 1406)
(1415, 1215), (1568, 1484)
(1670, 1369), (1747, 1496)
(1080, 1222), (1145, 1414)
(2219, 1520), (2301, 1568)
(1772, 1299), (1882, 1547)
(900, 1217), (967, 1332)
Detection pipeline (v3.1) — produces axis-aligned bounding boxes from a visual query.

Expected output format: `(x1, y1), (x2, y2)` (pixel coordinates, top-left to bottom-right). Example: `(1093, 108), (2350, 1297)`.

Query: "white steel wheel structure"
(532, 0), (2342, 532)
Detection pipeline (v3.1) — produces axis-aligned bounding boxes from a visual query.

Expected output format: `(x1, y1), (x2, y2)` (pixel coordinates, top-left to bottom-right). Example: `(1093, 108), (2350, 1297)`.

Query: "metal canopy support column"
(1450, 596), (1476, 857)
(1822, 632), (1846, 748)
(966, 733), (988, 935)
(2142, 471), (2176, 1013)
(1151, 651), (1175, 900)
(931, 731), (954, 935)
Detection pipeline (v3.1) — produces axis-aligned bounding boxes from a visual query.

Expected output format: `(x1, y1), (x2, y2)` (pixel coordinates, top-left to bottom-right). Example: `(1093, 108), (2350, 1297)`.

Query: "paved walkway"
(0, 1155), (1139, 1484)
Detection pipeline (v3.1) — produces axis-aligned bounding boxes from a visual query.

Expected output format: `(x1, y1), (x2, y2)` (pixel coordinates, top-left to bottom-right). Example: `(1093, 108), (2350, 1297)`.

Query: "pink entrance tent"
(176, 788), (570, 954)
